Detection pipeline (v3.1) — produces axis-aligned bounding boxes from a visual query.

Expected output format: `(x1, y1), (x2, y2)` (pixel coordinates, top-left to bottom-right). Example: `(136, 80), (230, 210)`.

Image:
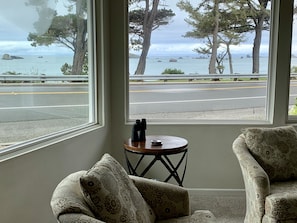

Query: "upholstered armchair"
(232, 126), (297, 223)
(51, 153), (216, 223)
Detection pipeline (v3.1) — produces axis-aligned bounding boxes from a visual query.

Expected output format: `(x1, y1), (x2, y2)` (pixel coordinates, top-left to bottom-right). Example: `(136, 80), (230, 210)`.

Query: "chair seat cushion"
(265, 181), (297, 220)
(156, 210), (216, 223)
(80, 153), (156, 223)
(130, 175), (190, 220)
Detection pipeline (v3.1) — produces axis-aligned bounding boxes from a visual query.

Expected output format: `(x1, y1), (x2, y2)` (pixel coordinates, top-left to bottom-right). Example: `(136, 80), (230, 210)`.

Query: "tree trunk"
(251, 0), (269, 77)
(252, 19), (263, 74)
(134, 26), (152, 74)
(250, 12), (265, 81)
(134, 0), (160, 75)
(72, 0), (88, 75)
(227, 44), (233, 74)
(72, 44), (87, 75)
(209, 0), (219, 80)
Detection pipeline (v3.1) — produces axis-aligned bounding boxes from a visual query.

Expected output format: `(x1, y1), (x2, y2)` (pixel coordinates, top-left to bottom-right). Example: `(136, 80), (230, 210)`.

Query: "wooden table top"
(124, 135), (188, 155)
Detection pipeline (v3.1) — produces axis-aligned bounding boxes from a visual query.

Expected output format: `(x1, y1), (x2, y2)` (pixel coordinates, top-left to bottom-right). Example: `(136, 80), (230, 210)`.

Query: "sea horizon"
(129, 55), (271, 75)
(0, 53), (296, 76)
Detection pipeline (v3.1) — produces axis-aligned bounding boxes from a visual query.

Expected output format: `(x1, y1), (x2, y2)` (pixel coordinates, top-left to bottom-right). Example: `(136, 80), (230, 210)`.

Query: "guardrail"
(0, 73), (296, 83)
(129, 74), (269, 81)
(0, 74), (88, 82)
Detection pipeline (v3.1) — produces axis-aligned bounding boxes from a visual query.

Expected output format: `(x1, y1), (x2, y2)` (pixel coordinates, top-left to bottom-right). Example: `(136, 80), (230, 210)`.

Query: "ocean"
(1, 54), (296, 76)
(0, 55), (73, 76)
(129, 56), (271, 75)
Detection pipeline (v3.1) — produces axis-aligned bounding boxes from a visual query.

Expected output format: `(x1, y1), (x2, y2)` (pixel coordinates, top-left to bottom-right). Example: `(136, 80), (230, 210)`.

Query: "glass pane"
(128, 0), (271, 121)
(289, 0), (297, 117)
(0, 0), (93, 149)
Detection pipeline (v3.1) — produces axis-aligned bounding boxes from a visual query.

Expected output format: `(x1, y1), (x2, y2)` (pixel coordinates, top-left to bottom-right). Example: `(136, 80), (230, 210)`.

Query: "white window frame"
(125, 0), (297, 126)
(287, 0), (297, 123)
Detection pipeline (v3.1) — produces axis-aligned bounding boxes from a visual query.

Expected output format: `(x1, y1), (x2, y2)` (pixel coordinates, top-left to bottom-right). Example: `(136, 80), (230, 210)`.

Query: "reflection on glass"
(0, 0), (92, 149)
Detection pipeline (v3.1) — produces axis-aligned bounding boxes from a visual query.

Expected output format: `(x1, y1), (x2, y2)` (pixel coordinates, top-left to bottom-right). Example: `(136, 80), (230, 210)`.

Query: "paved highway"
(130, 82), (268, 114)
(0, 85), (88, 122)
(0, 81), (297, 122)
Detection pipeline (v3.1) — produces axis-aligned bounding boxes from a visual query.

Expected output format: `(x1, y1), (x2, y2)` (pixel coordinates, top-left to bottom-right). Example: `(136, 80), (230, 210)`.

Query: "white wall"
(112, 123), (249, 189)
(0, 127), (110, 223)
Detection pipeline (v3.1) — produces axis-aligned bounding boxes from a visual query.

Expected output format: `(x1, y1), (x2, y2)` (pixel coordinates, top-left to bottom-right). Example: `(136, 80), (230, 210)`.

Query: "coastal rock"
(169, 58), (178, 62)
(2, 54), (24, 60)
(11, 55), (24, 59)
(2, 54), (11, 60)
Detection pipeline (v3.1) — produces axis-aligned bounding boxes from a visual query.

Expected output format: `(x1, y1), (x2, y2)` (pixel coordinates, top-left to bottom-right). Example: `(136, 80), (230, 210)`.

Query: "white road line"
(130, 96), (265, 105)
(0, 104), (88, 110)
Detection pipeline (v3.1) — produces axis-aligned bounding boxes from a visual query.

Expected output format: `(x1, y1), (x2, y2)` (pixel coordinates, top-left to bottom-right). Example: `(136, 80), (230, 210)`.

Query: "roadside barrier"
(0, 73), (296, 83)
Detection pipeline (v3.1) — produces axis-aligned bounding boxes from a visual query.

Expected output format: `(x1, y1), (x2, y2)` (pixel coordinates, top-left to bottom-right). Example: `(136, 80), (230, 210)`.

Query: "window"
(0, 0), (97, 150)
(128, 0), (271, 121)
(289, 0), (297, 119)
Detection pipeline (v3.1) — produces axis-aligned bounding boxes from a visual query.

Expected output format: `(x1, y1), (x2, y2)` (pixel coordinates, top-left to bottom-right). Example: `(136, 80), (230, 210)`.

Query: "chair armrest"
(58, 213), (105, 223)
(232, 134), (270, 223)
(130, 175), (190, 220)
(50, 171), (96, 220)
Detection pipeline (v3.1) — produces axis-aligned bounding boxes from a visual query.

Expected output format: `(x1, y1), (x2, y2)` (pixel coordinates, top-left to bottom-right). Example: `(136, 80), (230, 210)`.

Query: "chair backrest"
(50, 153), (156, 223)
(232, 134), (267, 179)
(241, 126), (297, 182)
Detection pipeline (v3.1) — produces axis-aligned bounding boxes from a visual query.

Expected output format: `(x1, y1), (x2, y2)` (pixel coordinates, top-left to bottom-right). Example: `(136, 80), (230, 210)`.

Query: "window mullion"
(271, 0), (293, 125)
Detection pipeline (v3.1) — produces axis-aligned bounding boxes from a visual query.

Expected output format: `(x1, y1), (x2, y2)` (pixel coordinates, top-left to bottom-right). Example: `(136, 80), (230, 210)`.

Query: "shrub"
(292, 66), (297, 73)
(162, 68), (184, 74)
(289, 98), (297, 115)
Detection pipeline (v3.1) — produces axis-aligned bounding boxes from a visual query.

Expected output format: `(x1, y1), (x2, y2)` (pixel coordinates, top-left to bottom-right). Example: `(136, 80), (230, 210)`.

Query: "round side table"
(124, 135), (188, 186)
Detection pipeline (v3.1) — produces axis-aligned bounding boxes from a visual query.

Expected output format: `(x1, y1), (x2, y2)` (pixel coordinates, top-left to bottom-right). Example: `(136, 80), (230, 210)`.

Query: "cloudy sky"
(0, 0), (294, 57)
(0, 0), (71, 55)
(130, 0), (297, 57)
(137, 0), (272, 56)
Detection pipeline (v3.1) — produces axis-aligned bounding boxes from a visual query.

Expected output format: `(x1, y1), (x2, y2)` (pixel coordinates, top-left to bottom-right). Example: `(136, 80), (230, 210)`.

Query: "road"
(0, 85), (89, 122)
(0, 81), (297, 121)
(129, 82), (268, 114)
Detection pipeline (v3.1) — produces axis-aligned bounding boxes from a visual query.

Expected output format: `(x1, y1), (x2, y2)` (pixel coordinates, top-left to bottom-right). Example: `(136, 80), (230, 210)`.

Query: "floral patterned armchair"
(50, 153), (216, 223)
(232, 126), (297, 223)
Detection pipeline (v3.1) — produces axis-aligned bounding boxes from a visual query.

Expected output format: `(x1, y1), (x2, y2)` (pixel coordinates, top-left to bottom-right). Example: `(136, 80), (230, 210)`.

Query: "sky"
(0, 0), (72, 55)
(129, 0), (297, 57)
(131, 0), (272, 57)
(0, 0), (295, 57)
(0, 0), (59, 39)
